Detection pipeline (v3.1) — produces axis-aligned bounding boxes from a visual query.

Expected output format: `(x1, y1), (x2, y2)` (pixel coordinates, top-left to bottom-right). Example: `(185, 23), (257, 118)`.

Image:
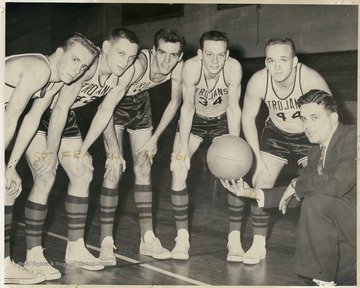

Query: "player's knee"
(5, 194), (17, 206)
(33, 171), (56, 191)
(103, 173), (121, 189)
(133, 160), (151, 180)
(253, 174), (276, 188)
(171, 167), (188, 189)
(69, 166), (93, 186)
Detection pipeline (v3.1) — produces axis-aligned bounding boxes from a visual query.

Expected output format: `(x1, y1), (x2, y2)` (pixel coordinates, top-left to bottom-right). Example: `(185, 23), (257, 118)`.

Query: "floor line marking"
(17, 222), (211, 286)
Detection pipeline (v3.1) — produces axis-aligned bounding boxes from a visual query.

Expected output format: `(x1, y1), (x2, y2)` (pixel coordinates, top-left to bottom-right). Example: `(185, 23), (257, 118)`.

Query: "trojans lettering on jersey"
(265, 63), (304, 134)
(195, 64), (229, 118)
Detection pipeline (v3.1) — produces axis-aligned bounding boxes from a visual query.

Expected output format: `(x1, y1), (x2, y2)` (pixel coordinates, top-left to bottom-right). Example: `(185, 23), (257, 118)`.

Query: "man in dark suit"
(222, 89), (356, 285)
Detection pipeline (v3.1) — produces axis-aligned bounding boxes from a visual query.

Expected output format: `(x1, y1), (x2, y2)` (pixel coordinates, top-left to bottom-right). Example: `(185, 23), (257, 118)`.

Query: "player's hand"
(279, 182), (297, 214)
(137, 139), (158, 165)
(5, 167), (22, 198)
(75, 150), (94, 173)
(252, 158), (271, 185)
(104, 152), (126, 183)
(33, 150), (59, 177)
(170, 151), (190, 171)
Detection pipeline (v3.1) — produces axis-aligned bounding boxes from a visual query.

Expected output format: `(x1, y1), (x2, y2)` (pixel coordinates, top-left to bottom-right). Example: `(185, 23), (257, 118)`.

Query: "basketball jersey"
(126, 50), (171, 96)
(194, 62), (229, 118)
(264, 63), (304, 134)
(51, 54), (119, 110)
(5, 53), (51, 107)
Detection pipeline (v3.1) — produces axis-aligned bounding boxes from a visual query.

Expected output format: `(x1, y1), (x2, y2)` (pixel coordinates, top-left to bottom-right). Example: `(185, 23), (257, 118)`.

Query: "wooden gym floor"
(6, 132), (310, 287)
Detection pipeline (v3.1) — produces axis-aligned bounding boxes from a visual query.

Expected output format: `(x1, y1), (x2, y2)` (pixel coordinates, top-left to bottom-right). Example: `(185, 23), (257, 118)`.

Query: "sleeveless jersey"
(5, 53), (50, 107)
(126, 50), (171, 96)
(264, 63), (304, 134)
(194, 62), (229, 118)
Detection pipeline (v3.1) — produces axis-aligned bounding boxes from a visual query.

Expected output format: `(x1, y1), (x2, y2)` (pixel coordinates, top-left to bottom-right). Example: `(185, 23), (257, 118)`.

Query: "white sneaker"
(227, 231), (245, 262)
(4, 256), (46, 284)
(243, 235), (266, 265)
(313, 279), (337, 286)
(65, 238), (104, 271)
(99, 236), (117, 266)
(24, 246), (61, 280)
(140, 237), (172, 260)
(227, 242), (245, 262)
(171, 236), (190, 260)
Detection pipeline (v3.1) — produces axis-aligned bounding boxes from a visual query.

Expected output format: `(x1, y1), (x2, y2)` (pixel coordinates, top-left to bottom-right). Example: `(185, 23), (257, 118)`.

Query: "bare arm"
(242, 70), (267, 162)
(143, 61), (184, 157)
(178, 59), (198, 154)
(152, 61), (183, 141)
(242, 70), (271, 183)
(102, 116), (126, 182)
(46, 63), (97, 154)
(225, 58), (242, 136)
(80, 66), (135, 154)
(5, 59), (50, 149)
(300, 64), (332, 94)
(6, 82), (64, 170)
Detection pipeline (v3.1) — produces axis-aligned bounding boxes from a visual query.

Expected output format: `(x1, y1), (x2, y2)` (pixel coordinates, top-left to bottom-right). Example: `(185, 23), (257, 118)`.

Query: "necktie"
(317, 145), (326, 175)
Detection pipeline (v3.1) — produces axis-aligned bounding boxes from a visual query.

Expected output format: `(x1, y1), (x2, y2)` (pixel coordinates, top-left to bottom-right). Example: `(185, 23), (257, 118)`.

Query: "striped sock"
(228, 193), (244, 232)
(134, 184), (153, 238)
(25, 200), (48, 250)
(65, 194), (89, 242)
(100, 187), (118, 243)
(251, 205), (270, 236)
(5, 205), (13, 258)
(171, 188), (189, 231)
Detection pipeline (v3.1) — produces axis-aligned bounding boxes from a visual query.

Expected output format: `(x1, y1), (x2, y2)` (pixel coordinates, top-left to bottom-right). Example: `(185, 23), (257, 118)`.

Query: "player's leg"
(4, 132), (47, 284)
(171, 132), (202, 260)
(244, 154), (286, 264)
(128, 129), (171, 259)
(99, 124), (125, 266)
(59, 136), (104, 271)
(22, 131), (60, 280)
(227, 191), (246, 262)
(245, 119), (288, 265)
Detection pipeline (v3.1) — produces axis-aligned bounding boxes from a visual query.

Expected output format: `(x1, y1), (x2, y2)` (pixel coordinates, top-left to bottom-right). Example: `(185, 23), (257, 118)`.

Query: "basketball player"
(11, 28), (139, 279)
(4, 32), (99, 284)
(77, 29), (185, 264)
(170, 31), (243, 260)
(241, 37), (331, 264)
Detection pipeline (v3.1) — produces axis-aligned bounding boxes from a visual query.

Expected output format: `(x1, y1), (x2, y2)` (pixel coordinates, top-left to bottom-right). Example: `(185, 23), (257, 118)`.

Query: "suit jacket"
(296, 123), (357, 202)
(262, 123), (357, 208)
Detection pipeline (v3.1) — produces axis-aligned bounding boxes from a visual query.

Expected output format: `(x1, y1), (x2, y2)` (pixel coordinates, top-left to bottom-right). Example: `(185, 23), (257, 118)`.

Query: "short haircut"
(298, 89), (338, 113)
(107, 27), (141, 46)
(199, 31), (229, 50)
(58, 32), (100, 57)
(265, 37), (296, 57)
(153, 28), (185, 54)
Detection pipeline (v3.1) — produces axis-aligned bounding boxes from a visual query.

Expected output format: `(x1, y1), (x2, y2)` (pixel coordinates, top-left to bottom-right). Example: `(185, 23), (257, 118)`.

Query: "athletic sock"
(5, 205), (13, 258)
(65, 194), (89, 242)
(134, 184), (153, 239)
(25, 200), (48, 250)
(228, 193), (244, 232)
(251, 205), (270, 236)
(100, 187), (118, 243)
(171, 188), (189, 231)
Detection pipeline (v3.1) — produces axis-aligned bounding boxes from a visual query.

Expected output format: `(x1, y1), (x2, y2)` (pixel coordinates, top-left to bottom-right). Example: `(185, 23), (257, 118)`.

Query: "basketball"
(206, 135), (253, 180)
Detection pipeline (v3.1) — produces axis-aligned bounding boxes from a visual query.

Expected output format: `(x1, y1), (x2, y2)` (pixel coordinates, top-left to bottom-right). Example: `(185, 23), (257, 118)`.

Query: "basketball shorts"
(189, 112), (229, 142)
(259, 118), (313, 165)
(114, 90), (153, 134)
(37, 108), (82, 139)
